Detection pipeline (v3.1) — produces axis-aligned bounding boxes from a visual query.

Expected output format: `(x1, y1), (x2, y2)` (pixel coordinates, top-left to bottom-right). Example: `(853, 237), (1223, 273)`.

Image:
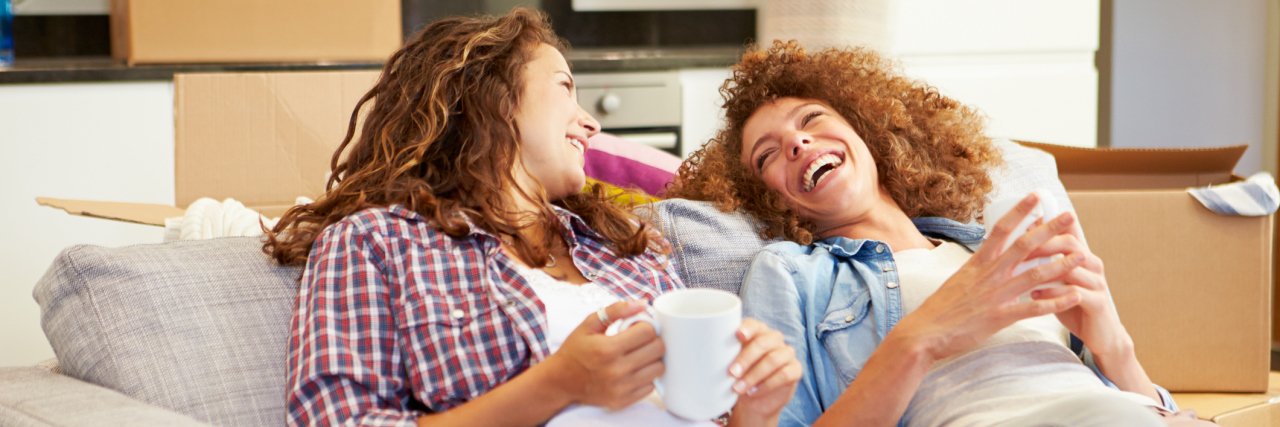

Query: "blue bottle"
(0, 0), (11, 67)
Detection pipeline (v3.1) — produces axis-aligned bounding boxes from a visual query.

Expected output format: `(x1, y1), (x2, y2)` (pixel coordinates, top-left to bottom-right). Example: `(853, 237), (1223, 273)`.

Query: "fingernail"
(729, 363), (743, 377)
(1031, 290), (1041, 299)
(748, 386), (759, 395)
(739, 328), (753, 340)
(733, 380), (746, 393)
(1073, 253), (1086, 263)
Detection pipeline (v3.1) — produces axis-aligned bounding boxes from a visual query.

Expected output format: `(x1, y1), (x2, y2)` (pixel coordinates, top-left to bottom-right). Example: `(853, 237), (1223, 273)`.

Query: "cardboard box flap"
(37, 198), (184, 226)
(174, 71), (379, 208)
(1014, 141), (1248, 190)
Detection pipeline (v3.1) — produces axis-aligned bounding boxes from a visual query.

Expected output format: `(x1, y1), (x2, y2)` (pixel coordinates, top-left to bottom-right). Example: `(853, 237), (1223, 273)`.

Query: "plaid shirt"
(286, 205), (682, 427)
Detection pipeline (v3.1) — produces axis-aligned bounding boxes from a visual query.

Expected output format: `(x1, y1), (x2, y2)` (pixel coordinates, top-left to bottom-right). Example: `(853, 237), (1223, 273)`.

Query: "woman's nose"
(578, 105), (601, 137)
(785, 132), (813, 159)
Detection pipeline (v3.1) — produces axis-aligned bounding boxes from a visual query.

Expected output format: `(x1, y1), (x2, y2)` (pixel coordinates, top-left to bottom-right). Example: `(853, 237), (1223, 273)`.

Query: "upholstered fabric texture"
(0, 367), (209, 426)
(643, 139), (1074, 295)
(34, 237), (301, 427)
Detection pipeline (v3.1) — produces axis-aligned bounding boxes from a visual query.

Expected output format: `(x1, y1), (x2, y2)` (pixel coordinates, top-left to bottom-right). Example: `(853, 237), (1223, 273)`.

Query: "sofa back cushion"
(34, 236), (300, 427)
(647, 139), (1075, 295)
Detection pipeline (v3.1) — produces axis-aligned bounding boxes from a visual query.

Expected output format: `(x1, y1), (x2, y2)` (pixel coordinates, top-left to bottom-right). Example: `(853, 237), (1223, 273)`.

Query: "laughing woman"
(265, 9), (799, 427)
(669, 41), (1210, 427)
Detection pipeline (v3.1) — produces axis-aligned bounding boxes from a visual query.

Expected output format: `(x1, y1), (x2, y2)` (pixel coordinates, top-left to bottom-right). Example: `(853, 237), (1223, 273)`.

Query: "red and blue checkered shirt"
(285, 205), (683, 426)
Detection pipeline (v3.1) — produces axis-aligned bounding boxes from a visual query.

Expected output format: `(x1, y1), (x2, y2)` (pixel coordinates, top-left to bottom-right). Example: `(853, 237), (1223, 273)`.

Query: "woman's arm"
(815, 193), (1088, 427)
(417, 301), (659, 426)
(1025, 223), (1164, 405)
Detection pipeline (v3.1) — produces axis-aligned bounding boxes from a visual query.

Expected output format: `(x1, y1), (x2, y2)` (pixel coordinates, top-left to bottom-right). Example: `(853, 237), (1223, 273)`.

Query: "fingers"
(977, 192), (1043, 263)
(994, 212), (1077, 276)
(1007, 286), (1081, 319)
(582, 300), (648, 334)
(1024, 235), (1104, 274)
(1002, 252), (1085, 297)
(731, 320), (799, 395)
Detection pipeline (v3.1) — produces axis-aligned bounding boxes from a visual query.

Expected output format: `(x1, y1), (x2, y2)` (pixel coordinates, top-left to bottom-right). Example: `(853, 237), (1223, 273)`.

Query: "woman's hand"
(543, 301), (665, 410)
(1023, 225), (1132, 358)
(893, 193), (1087, 363)
(728, 318), (802, 427)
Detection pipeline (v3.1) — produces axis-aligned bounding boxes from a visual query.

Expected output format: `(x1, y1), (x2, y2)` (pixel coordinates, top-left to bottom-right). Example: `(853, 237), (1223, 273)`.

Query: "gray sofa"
(0, 140), (1067, 426)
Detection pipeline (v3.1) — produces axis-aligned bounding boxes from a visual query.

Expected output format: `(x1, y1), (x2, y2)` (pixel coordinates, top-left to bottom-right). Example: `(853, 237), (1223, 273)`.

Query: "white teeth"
(568, 137), (584, 153)
(803, 154), (843, 192)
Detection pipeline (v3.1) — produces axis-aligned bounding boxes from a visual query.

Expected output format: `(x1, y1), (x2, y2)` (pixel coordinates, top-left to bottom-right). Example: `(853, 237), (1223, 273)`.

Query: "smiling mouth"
(567, 137), (585, 153)
(803, 153), (844, 192)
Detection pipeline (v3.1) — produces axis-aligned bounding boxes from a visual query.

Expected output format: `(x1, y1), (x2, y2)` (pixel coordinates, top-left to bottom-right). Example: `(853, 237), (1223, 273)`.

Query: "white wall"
(1109, 0), (1268, 175)
(890, 0), (1101, 148)
(0, 81), (174, 366)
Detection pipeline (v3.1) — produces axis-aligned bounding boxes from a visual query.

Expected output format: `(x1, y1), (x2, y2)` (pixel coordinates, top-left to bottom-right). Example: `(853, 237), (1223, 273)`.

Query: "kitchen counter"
(0, 47), (743, 84)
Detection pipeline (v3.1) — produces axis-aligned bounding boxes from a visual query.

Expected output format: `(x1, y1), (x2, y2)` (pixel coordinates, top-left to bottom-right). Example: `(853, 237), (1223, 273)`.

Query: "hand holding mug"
(551, 300), (665, 410)
(728, 318), (802, 422)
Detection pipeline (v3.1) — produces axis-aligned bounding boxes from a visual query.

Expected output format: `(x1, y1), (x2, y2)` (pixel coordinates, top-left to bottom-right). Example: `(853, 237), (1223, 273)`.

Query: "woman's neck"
(817, 193), (936, 252)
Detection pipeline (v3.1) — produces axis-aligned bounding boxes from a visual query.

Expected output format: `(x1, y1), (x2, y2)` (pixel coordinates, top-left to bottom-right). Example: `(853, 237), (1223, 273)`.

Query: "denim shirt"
(739, 217), (1176, 427)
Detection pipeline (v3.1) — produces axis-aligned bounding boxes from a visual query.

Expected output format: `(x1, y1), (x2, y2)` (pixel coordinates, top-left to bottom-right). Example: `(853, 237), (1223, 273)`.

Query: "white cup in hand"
(618, 288), (742, 421)
(984, 189), (1066, 302)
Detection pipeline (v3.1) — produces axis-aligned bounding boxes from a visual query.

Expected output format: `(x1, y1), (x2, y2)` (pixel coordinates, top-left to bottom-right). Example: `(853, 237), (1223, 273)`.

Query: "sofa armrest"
(0, 367), (210, 426)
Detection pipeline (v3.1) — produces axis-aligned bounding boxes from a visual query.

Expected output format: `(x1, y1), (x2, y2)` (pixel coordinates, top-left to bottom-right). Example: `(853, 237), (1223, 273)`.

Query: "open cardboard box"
(110, 0), (401, 65)
(1018, 141), (1274, 394)
(1171, 372), (1280, 426)
(41, 71), (382, 225)
(39, 70), (1275, 397)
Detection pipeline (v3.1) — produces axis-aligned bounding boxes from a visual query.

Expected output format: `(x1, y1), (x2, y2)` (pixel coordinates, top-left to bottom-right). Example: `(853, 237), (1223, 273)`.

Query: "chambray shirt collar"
(810, 217), (986, 256)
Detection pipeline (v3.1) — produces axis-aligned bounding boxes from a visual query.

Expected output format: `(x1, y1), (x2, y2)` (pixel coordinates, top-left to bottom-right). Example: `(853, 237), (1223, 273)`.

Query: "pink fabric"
(584, 133), (682, 197)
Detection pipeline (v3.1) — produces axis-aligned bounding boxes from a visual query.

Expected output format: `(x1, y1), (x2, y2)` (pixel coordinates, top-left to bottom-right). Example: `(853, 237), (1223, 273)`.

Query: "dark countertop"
(0, 47), (744, 84)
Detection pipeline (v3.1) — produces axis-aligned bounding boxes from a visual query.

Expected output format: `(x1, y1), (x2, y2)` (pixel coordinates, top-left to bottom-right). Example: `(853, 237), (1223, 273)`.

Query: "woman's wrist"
(530, 353), (583, 408)
(727, 404), (778, 427)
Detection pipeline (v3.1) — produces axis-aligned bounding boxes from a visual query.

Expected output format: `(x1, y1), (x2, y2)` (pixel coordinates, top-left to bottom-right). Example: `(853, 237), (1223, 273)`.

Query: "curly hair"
(265, 8), (660, 266)
(667, 41), (1002, 245)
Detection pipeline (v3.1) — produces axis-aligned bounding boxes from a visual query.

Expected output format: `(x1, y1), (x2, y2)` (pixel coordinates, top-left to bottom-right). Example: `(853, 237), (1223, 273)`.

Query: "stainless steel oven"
(574, 71), (682, 157)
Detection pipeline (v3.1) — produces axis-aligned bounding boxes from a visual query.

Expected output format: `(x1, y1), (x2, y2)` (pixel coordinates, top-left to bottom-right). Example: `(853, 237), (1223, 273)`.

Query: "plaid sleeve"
(286, 221), (425, 427)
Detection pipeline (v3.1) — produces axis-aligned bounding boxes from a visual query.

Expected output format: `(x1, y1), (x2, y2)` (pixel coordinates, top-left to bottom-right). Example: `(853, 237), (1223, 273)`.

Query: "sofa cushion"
(34, 236), (300, 427)
(0, 367), (210, 426)
(648, 139), (1074, 295)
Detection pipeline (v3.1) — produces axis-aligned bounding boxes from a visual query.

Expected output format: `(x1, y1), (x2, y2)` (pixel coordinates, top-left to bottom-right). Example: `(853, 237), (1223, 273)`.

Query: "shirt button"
(883, 264), (895, 272)
(875, 244), (885, 254)
(504, 300), (515, 307)
(886, 281), (899, 289)
(451, 309), (465, 319)
(844, 315), (855, 323)
(585, 272), (597, 281)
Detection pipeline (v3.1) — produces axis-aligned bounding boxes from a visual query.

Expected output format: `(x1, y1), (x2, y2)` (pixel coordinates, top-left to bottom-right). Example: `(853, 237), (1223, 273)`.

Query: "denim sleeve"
(1079, 345), (1178, 412)
(740, 250), (824, 426)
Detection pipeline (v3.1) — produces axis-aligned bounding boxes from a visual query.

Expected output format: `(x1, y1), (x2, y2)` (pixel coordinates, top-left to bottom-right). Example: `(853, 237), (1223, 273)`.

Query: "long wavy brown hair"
(265, 8), (659, 266)
(668, 41), (1002, 245)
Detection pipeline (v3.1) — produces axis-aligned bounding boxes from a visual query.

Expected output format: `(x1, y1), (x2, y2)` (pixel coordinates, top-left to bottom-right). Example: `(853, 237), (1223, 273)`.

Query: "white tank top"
(892, 241), (1158, 427)
(512, 264), (715, 427)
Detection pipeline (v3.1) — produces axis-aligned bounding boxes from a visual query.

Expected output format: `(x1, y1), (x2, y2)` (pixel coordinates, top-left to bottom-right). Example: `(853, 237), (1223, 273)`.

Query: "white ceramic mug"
(618, 288), (743, 421)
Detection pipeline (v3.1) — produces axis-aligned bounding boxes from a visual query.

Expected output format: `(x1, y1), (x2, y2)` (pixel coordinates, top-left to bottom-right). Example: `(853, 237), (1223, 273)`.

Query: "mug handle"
(617, 314), (664, 396)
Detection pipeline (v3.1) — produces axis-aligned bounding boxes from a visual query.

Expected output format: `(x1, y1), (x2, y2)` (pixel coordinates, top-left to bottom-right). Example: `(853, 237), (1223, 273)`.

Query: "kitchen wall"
(1105, 0), (1272, 176)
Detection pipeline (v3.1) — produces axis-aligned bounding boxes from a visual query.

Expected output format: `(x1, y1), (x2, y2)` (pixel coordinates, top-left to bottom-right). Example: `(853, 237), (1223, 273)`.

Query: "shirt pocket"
(816, 288), (877, 387)
(400, 290), (518, 410)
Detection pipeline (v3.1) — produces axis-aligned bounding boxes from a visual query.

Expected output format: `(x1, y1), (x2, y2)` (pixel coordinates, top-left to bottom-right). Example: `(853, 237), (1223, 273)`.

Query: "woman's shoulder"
(319, 205), (468, 249)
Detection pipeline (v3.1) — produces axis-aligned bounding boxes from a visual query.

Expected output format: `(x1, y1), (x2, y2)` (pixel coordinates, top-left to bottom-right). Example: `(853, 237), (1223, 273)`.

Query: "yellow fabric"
(585, 178), (662, 206)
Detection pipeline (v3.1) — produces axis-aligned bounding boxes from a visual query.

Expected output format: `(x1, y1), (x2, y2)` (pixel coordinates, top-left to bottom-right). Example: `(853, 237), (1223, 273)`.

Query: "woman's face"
(740, 97), (884, 234)
(512, 43), (601, 201)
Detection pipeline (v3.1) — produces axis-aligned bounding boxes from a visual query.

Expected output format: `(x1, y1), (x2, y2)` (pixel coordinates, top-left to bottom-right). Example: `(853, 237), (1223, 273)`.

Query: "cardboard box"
(1172, 372), (1280, 426)
(41, 70), (380, 223)
(110, 0), (402, 65)
(1019, 141), (1274, 393)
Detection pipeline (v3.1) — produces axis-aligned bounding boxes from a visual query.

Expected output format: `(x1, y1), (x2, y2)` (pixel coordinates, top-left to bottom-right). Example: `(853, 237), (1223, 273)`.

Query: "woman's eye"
(756, 151), (772, 170)
(802, 111), (822, 127)
(561, 82), (573, 92)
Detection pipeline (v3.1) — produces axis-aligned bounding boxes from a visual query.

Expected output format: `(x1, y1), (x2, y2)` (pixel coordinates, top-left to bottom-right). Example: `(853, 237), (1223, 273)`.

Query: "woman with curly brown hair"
(669, 42), (1205, 427)
(266, 9), (800, 427)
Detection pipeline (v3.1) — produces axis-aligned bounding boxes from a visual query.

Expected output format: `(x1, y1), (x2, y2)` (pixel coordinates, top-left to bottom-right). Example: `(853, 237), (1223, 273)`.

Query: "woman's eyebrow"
(555, 71), (575, 88)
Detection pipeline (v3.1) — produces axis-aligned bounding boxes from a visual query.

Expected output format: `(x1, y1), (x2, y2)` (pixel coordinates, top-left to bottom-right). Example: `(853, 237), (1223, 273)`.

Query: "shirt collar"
(382, 203), (601, 243)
